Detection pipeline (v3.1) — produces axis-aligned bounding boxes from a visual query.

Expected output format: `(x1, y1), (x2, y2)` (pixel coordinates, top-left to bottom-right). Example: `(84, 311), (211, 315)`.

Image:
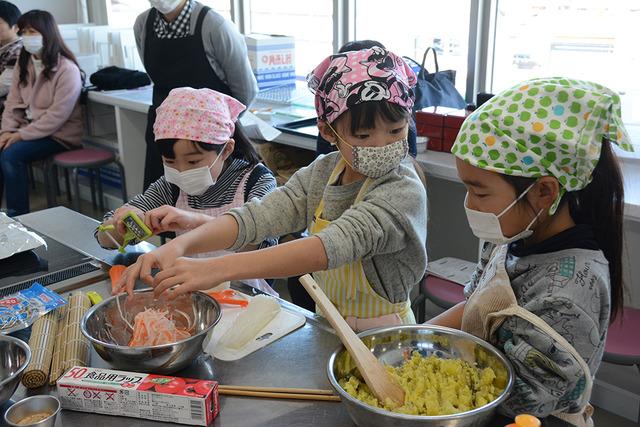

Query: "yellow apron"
(462, 244), (594, 427)
(309, 158), (415, 332)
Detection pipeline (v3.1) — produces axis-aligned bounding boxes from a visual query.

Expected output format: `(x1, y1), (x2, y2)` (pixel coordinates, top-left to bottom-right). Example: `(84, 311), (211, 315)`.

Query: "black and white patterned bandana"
(153, 0), (193, 39)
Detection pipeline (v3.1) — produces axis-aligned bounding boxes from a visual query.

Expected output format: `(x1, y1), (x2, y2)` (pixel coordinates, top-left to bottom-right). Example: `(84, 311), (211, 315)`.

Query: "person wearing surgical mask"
(0, 10), (83, 216)
(133, 0), (257, 193)
(115, 48), (428, 334)
(95, 87), (277, 295)
(0, 1), (21, 105)
(426, 78), (634, 425)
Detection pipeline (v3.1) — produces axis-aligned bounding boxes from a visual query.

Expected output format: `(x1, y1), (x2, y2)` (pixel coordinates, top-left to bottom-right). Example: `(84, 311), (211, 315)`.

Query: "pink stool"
(604, 306), (640, 369)
(604, 306), (640, 422)
(412, 275), (466, 322)
(50, 148), (127, 213)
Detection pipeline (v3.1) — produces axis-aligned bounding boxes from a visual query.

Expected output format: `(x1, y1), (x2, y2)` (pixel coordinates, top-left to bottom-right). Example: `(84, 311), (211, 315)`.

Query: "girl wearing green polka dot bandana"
(428, 78), (633, 425)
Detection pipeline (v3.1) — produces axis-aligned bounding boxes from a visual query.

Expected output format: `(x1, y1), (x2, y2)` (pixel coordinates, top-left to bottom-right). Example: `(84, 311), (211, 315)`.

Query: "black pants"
(287, 275), (315, 312)
(144, 108), (164, 191)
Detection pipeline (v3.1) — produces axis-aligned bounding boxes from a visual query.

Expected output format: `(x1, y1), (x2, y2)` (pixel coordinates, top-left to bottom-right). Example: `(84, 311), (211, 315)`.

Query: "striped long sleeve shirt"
(100, 159), (277, 249)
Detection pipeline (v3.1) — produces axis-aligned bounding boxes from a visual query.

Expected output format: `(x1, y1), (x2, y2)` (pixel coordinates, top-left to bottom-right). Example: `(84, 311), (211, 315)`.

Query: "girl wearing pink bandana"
(117, 48), (428, 332)
(96, 87), (278, 295)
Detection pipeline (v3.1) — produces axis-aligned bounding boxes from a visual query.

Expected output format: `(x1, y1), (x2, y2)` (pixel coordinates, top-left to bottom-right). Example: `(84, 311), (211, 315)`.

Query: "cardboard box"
(245, 34), (296, 89)
(427, 137), (444, 152)
(254, 70), (297, 90)
(415, 106), (459, 139)
(415, 107), (470, 152)
(57, 366), (219, 426)
(443, 109), (471, 152)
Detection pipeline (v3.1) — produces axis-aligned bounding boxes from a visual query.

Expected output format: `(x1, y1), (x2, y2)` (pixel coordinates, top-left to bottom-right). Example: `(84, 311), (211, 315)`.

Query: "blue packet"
(0, 283), (67, 334)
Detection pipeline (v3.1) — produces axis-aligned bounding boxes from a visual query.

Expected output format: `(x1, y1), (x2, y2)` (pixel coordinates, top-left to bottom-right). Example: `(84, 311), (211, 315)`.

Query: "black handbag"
(89, 66), (151, 91)
(405, 47), (466, 111)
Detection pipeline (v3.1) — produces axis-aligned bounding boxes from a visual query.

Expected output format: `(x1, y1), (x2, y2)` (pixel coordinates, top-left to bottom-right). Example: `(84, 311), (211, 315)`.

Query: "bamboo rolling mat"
(62, 292), (91, 373)
(21, 309), (60, 389)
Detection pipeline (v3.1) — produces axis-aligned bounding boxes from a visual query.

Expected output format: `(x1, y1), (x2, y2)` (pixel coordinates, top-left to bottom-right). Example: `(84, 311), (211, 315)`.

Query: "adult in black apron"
(143, 5), (231, 190)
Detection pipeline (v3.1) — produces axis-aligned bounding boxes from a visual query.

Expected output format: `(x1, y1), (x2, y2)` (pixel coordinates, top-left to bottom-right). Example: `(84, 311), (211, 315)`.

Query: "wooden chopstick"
(219, 385), (335, 395)
(219, 389), (341, 402)
(218, 385), (341, 402)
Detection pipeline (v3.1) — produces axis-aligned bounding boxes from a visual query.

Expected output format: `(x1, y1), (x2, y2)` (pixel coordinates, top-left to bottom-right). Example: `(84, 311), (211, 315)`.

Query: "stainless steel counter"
(5, 207), (532, 427)
(8, 278), (352, 427)
(7, 207), (352, 426)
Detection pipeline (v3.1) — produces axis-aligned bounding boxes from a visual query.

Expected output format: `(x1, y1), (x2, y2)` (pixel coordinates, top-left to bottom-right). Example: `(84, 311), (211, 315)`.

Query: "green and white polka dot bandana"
(452, 77), (634, 213)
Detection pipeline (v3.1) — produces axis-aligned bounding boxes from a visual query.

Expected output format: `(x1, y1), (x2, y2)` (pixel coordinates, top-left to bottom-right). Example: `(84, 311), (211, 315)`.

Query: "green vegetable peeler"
(98, 211), (153, 253)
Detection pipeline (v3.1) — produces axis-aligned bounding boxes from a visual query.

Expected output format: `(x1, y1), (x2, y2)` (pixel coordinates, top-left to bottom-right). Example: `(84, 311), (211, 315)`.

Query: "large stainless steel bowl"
(81, 290), (221, 374)
(327, 325), (514, 427)
(0, 335), (31, 407)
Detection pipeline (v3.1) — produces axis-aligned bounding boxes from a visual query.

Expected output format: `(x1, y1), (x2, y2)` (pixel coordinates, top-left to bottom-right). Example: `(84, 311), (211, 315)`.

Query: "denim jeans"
(0, 137), (67, 216)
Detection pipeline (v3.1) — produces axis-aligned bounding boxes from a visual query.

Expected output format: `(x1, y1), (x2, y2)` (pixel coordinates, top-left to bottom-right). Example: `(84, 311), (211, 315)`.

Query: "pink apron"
(175, 166), (277, 296)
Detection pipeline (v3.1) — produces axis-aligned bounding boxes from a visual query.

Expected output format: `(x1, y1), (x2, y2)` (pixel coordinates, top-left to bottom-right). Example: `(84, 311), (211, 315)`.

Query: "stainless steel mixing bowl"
(327, 325), (514, 427)
(81, 290), (221, 374)
(0, 335), (31, 407)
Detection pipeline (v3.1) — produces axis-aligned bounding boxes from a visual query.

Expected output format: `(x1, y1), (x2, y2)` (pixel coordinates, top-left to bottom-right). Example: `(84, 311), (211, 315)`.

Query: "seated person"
(0, 1), (22, 106)
(0, 10), (82, 216)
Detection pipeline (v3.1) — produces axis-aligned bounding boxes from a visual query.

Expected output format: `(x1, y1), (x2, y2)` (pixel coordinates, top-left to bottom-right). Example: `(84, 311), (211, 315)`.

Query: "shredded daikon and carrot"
(128, 308), (191, 347)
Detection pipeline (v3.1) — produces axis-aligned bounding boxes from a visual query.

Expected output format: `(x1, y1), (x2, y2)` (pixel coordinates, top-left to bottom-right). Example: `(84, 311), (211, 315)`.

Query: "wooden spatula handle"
(300, 274), (379, 362)
(299, 274), (405, 405)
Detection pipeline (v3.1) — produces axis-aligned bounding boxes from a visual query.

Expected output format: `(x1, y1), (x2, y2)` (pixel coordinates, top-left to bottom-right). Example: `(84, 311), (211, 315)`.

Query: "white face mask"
(22, 35), (43, 55)
(328, 124), (408, 178)
(149, 0), (183, 14)
(164, 146), (226, 196)
(464, 182), (543, 245)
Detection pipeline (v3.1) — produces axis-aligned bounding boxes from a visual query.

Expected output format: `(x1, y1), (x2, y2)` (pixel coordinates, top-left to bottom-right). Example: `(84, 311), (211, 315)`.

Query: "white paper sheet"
(426, 257), (477, 286)
(240, 110), (282, 141)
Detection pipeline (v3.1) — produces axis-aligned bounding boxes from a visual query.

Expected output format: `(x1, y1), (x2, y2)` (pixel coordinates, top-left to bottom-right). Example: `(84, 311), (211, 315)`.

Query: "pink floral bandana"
(307, 47), (417, 124)
(154, 87), (245, 145)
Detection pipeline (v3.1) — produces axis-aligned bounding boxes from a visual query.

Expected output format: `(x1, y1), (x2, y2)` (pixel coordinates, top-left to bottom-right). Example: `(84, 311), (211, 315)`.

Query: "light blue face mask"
(22, 35), (43, 55)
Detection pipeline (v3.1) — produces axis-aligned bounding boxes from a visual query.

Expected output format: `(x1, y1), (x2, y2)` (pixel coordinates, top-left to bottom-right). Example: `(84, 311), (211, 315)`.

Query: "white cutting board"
(205, 294), (306, 361)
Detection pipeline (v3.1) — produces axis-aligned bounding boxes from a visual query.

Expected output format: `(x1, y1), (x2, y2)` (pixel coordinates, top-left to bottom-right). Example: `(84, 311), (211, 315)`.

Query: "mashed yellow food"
(339, 352), (501, 416)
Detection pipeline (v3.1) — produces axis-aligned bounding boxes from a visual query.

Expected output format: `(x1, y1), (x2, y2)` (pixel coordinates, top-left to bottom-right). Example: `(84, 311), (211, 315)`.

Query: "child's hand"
(152, 257), (228, 298)
(119, 242), (185, 296)
(144, 205), (208, 234)
(112, 205), (145, 236)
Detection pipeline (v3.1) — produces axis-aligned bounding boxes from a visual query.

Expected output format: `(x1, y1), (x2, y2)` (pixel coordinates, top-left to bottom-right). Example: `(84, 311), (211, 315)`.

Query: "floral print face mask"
(328, 123), (409, 178)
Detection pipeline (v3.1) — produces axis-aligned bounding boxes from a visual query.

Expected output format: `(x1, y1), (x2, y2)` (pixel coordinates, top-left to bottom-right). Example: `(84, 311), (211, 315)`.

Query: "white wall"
(16, 0), (79, 24)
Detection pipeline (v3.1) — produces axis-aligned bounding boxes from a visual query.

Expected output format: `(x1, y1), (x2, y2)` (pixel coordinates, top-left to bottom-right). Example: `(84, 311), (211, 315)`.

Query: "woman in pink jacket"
(0, 10), (83, 216)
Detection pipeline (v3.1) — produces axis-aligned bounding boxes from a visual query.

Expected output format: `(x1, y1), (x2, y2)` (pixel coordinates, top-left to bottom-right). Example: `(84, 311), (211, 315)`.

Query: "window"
(107, 0), (231, 29)
(200, 0), (231, 20)
(107, 0), (148, 28)
(354, 0), (472, 98)
(247, 0), (333, 77)
(489, 0), (640, 155)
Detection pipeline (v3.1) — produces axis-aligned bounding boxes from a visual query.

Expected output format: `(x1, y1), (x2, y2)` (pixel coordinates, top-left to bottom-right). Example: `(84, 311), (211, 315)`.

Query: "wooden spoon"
(299, 274), (405, 406)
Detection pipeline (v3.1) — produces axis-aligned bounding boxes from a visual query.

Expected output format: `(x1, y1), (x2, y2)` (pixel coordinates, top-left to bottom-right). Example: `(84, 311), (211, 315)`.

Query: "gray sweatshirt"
(228, 152), (428, 303)
(134, 2), (258, 106)
(466, 239), (611, 418)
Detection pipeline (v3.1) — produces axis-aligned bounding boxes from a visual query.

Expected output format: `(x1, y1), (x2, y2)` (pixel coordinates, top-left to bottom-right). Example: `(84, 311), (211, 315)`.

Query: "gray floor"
(5, 183), (638, 427)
